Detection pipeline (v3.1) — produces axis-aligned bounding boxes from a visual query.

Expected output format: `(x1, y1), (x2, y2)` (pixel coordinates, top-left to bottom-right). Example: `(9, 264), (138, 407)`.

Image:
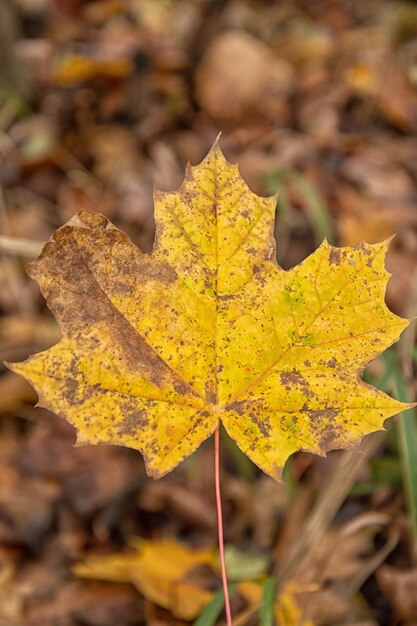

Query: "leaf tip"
(204, 133), (233, 169)
(143, 459), (165, 480)
(4, 359), (24, 377)
(263, 461), (284, 483)
(212, 131), (222, 148)
(385, 232), (397, 246)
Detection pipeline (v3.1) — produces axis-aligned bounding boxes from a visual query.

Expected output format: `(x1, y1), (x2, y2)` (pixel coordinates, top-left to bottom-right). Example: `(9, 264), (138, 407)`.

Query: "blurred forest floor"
(1, 0), (417, 624)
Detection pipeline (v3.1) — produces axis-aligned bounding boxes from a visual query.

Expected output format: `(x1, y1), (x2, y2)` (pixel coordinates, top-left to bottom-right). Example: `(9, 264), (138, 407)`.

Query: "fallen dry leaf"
(138, 479), (217, 530)
(377, 565), (417, 622)
(195, 31), (294, 121)
(52, 54), (132, 85)
(74, 538), (215, 620)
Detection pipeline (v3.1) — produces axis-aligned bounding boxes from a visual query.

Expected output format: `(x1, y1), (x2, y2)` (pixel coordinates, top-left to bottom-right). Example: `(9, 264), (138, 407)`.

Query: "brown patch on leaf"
(280, 369), (305, 387)
(249, 412), (272, 437)
(228, 400), (245, 415)
(280, 369), (314, 397)
(308, 408), (339, 422)
(117, 409), (149, 437)
(329, 249), (341, 265)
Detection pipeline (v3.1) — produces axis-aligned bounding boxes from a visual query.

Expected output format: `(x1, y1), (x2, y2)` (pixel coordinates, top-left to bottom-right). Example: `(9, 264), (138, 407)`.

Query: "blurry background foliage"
(1, 0), (417, 624)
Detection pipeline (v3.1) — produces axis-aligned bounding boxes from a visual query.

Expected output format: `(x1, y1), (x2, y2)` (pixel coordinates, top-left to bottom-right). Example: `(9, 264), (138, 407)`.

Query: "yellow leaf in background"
(74, 539), (312, 623)
(275, 588), (314, 626)
(236, 582), (313, 626)
(74, 538), (215, 620)
(233, 582), (261, 626)
(8, 140), (411, 479)
(52, 55), (132, 85)
(345, 62), (378, 95)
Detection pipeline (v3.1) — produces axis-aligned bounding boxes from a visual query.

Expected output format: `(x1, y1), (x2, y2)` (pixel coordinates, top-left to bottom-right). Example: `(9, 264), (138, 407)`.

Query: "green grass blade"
(393, 380), (417, 559)
(260, 577), (276, 626)
(382, 352), (417, 559)
(286, 170), (335, 244)
(193, 584), (237, 626)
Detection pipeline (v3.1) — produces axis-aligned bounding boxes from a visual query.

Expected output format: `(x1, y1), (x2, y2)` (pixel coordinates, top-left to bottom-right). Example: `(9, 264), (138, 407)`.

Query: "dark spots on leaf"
(117, 409), (148, 436)
(318, 424), (341, 451)
(327, 357), (337, 368)
(173, 379), (190, 395)
(147, 437), (159, 455)
(63, 378), (78, 404)
(329, 249), (341, 265)
(281, 369), (303, 386)
(141, 259), (177, 284)
(280, 369), (314, 397)
(228, 400), (245, 415)
(355, 242), (372, 255)
(256, 274), (267, 286)
(68, 357), (79, 379)
(205, 380), (216, 404)
(249, 412), (271, 437)
(308, 408), (339, 422)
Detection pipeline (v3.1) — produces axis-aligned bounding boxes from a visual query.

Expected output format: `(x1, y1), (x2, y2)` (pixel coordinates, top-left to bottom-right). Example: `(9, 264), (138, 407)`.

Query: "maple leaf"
(8, 140), (411, 480)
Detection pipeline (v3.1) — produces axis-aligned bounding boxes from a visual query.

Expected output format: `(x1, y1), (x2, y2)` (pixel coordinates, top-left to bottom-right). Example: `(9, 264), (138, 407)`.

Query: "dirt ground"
(1, 1), (417, 624)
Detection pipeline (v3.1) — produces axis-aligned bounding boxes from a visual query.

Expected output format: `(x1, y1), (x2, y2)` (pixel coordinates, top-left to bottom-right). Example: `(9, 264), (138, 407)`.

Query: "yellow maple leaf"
(74, 538), (215, 620)
(7, 140), (411, 479)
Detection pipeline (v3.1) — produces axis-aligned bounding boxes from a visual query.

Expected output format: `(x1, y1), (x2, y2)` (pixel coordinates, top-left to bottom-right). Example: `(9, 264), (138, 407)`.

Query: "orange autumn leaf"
(52, 54), (132, 85)
(74, 538), (215, 620)
(8, 140), (412, 479)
